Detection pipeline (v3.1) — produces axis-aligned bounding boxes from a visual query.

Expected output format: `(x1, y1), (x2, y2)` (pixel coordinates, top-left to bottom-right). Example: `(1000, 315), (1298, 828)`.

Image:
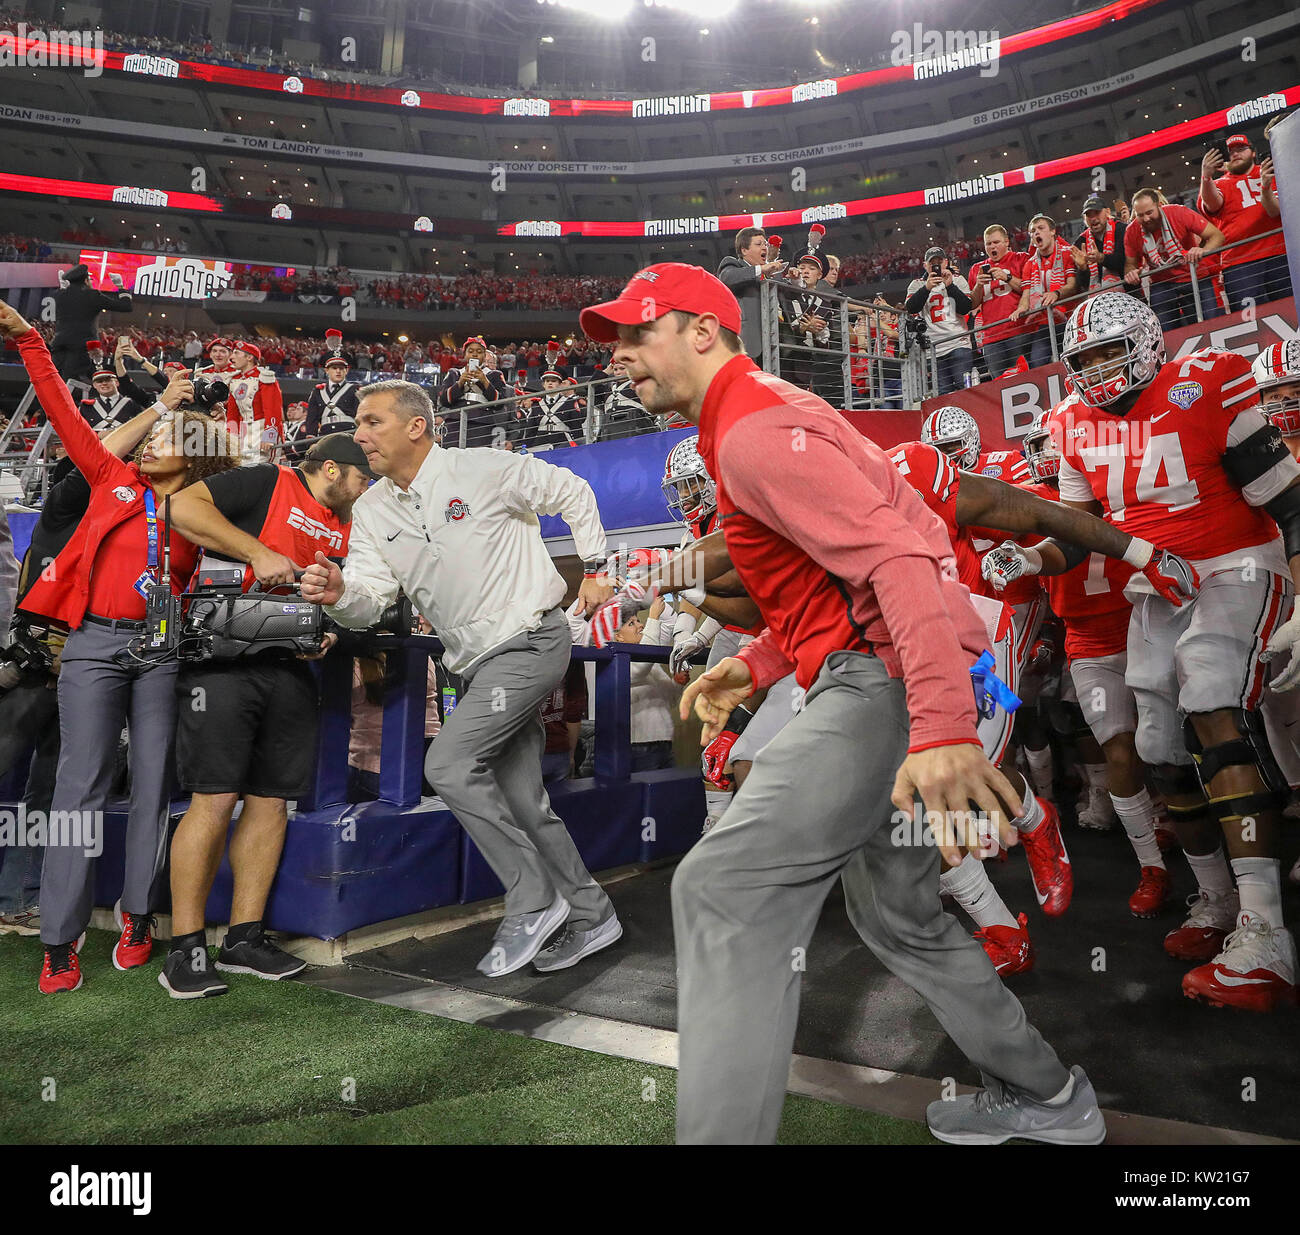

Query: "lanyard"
(143, 489), (160, 577)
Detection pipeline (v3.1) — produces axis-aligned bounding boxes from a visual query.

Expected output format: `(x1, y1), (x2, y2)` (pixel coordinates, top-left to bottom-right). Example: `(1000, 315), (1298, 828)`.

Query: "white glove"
(109, 273), (124, 289)
(981, 541), (1043, 591)
(669, 630), (711, 680)
(1263, 614), (1300, 692)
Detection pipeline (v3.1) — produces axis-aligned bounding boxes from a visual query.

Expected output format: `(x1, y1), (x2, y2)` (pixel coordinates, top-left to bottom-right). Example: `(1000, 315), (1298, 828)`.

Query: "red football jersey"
(1198, 168), (1286, 268)
(1024, 480), (1133, 660)
(1053, 349), (1281, 564)
(888, 440), (989, 598)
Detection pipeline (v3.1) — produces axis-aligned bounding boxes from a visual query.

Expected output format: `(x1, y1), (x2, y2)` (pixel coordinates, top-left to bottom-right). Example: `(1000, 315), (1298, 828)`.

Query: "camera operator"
(160, 432), (371, 997)
(0, 299), (237, 994)
(904, 247), (975, 395)
(301, 380), (624, 977)
(0, 390), (186, 936)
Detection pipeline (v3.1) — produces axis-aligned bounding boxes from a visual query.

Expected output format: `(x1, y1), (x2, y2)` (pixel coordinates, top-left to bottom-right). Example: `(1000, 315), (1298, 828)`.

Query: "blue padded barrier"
(1, 632), (707, 941)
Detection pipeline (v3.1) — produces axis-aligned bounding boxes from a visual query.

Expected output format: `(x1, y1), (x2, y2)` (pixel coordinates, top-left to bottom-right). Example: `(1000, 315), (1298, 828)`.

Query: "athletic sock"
(1111, 789), (1165, 870)
(1230, 857), (1285, 930)
(1040, 1072), (1077, 1107)
(224, 920), (263, 946)
(169, 930), (206, 957)
(1013, 779), (1045, 835)
(704, 789), (731, 825)
(1185, 847), (1234, 900)
(1025, 745), (1053, 797)
(939, 854), (1019, 930)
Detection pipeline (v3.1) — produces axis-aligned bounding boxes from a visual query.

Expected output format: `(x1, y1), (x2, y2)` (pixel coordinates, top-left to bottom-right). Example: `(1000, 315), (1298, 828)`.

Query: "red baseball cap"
(579, 263), (742, 344)
(1226, 133), (1252, 149)
(232, 341), (261, 361)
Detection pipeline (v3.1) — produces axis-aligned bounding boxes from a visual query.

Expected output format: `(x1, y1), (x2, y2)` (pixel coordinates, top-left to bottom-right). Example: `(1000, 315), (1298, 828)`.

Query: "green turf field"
(0, 933), (935, 1145)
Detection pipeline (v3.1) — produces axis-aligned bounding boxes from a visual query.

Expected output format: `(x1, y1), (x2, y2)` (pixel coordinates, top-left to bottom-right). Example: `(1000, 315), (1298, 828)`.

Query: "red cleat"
(973, 912), (1034, 976)
(39, 934), (85, 994)
(1182, 912), (1297, 1012)
(1129, 866), (1170, 918)
(1164, 891), (1237, 962)
(113, 912), (155, 971)
(1019, 799), (1072, 917)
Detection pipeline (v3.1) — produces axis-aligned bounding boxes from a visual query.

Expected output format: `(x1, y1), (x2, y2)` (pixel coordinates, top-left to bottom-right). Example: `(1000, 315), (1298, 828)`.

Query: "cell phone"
(467, 358), (481, 371)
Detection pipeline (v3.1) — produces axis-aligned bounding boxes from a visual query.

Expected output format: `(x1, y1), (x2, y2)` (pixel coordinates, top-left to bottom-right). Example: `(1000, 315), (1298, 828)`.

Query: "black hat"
(796, 252), (827, 276)
(305, 431), (376, 479)
(923, 246), (946, 263)
(322, 352), (354, 369)
(1081, 194), (1107, 214)
(65, 264), (89, 283)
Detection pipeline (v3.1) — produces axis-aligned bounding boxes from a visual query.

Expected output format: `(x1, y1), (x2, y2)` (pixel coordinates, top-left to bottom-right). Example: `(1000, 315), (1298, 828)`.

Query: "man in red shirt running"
(580, 264), (1105, 1147)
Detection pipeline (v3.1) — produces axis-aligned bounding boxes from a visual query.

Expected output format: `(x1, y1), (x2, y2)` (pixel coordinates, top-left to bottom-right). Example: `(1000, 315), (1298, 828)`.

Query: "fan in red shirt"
(578, 263), (1106, 1148)
(1123, 190), (1227, 329)
(968, 224), (1032, 379)
(1197, 134), (1291, 313)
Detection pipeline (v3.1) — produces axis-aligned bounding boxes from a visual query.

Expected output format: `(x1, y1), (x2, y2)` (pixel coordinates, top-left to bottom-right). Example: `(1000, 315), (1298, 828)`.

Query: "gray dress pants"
(40, 621), (179, 945)
(671, 650), (1069, 1144)
(424, 609), (612, 929)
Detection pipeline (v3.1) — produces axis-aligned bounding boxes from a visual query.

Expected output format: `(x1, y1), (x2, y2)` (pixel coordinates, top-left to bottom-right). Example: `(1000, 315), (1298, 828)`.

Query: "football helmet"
(1060, 292), (1164, 409)
(921, 406), (980, 469)
(662, 435), (717, 526)
(1252, 341), (1300, 437)
(1022, 411), (1060, 484)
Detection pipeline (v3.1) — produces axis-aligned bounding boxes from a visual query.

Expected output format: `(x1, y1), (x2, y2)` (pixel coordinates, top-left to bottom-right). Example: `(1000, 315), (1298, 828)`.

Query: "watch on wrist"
(582, 555), (610, 579)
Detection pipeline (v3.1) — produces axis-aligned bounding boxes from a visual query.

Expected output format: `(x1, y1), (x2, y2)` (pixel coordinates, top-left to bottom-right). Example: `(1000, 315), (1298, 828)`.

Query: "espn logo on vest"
(287, 506), (343, 551)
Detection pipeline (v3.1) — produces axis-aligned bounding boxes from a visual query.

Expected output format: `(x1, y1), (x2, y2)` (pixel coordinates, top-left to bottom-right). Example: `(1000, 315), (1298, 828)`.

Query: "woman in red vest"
(0, 299), (237, 995)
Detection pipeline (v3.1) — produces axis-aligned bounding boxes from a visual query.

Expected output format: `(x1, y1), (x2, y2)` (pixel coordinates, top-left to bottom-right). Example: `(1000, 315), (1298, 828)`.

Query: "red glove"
(1140, 548), (1199, 607)
(702, 729), (741, 790)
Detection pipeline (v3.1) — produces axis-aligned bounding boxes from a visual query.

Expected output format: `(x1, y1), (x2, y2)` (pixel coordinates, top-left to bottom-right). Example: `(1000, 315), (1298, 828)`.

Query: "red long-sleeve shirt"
(697, 356), (984, 753)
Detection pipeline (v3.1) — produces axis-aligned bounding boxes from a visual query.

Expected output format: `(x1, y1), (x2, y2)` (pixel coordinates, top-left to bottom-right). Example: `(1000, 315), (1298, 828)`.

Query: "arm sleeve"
(1056, 453), (1096, 504)
(718, 262), (760, 292)
(735, 626), (797, 689)
(904, 281), (929, 313)
(948, 278), (972, 314)
(16, 331), (120, 488)
(1226, 410), (1300, 506)
(325, 505), (402, 629)
(723, 420), (978, 748)
(117, 370), (161, 407)
(501, 454), (608, 561)
(99, 290), (133, 313)
(439, 371), (464, 407)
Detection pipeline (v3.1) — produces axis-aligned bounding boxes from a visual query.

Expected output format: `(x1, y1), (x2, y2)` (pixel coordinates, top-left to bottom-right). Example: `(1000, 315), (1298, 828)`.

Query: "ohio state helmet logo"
(444, 497), (471, 522)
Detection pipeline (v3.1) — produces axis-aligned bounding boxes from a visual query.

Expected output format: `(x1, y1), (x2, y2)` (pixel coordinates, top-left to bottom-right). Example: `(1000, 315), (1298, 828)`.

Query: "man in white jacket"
(301, 380), (623, 976)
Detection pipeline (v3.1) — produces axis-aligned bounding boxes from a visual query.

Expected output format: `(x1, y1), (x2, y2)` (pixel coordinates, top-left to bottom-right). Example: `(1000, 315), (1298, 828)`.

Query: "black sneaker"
(158, 944), (229, 999)
(215, 928), (306, 980)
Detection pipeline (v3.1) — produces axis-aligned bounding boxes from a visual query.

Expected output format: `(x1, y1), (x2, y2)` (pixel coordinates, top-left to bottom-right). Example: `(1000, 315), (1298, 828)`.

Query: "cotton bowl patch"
(1168, 381), (1203, 410)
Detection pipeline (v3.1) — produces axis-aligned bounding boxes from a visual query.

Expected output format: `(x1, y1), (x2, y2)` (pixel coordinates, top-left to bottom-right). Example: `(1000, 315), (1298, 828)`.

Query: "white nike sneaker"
(1182, 911), (1298, 1012)
(1075, 786), (1116, 831)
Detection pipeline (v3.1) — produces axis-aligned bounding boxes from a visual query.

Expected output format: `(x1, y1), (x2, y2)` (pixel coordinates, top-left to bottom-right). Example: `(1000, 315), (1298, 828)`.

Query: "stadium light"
(538, 0), (633, 16)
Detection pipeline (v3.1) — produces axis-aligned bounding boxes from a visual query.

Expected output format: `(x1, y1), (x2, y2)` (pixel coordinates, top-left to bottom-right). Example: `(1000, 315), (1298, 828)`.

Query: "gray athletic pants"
(424, 608), (612, 930)
(671, 650), (1068, 1144)
(40, 620), (180, 946)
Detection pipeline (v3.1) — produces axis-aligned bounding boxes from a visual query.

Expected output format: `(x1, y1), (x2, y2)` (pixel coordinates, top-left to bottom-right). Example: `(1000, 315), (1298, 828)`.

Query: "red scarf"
(1026, 238), (1074, 320)
(1082, 219), (1121, 287)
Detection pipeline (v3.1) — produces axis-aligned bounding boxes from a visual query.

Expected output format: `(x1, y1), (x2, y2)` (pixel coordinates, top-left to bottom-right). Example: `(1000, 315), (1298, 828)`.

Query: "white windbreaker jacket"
(327, 444), (609, 674)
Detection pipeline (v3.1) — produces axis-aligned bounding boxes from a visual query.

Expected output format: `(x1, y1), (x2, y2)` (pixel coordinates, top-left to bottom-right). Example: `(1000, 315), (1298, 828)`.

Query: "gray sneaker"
(532, 913), (623, 973)
(0, 906), (40, 936)
(926, 1065), (1106, 1146)
(476, 895), (570, 978)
